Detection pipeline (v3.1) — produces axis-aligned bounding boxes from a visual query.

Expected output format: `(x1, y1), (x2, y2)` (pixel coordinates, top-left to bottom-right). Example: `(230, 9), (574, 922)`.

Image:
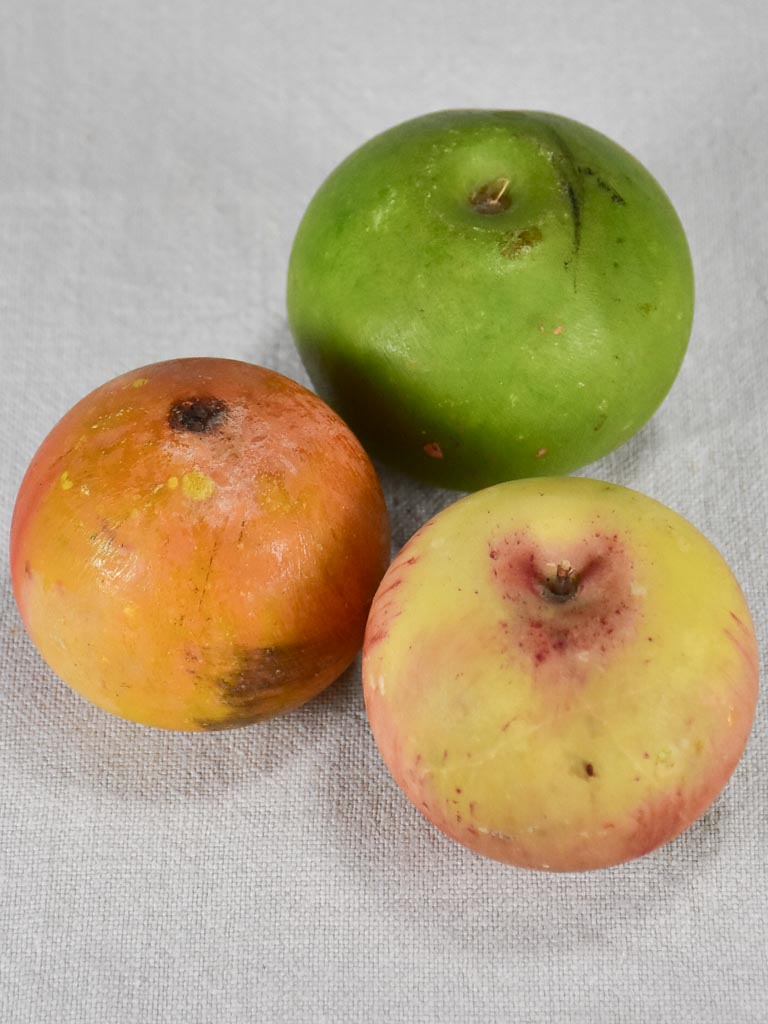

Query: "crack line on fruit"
(536, 123), (583, 291)
(46, 443), (79, 476)
(441, 719), (548, 779)
(198, 522), (227, 611)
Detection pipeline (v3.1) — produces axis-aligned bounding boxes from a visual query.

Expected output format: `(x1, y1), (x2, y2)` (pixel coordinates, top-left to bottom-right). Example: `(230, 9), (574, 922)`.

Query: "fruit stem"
(492, 178), (510, 204)
(544, 561), (579, 602)
(470, 177), (512, 214)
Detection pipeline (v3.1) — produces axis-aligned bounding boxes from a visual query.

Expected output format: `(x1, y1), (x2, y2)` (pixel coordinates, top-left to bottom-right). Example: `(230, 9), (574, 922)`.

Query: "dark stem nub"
(168, 396), (228, 433)
(543, 561), (579, 602)
(469, 177), (512, 214)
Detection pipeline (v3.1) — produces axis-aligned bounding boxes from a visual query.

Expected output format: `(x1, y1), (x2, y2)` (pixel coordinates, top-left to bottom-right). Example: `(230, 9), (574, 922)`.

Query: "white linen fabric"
(1, 1), (766, 1021)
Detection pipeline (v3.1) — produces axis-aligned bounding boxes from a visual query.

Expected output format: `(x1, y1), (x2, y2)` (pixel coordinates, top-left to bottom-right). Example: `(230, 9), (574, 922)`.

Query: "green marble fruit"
(287, 110), (694, 490)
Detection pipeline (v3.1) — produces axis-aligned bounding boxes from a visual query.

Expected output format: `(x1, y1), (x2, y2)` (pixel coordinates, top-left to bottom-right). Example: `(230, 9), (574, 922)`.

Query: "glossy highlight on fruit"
(11, 357), (391, 731)
(287, 110), (694, 490)
(362, 477), (758, 871)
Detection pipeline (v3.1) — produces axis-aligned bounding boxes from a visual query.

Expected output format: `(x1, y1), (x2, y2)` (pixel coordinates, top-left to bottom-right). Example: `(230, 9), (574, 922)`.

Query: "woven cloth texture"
(1, 1), (766, 1021)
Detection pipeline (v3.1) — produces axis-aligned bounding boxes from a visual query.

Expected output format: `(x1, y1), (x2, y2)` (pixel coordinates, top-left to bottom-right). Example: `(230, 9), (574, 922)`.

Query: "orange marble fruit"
(11, 357), (390, 730)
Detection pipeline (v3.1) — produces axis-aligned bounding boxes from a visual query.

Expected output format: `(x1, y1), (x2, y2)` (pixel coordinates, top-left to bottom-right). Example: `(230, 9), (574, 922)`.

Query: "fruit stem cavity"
(469, 177), (512, 214)
(543, 561), (579, 602)
(169, 397), (228, 433)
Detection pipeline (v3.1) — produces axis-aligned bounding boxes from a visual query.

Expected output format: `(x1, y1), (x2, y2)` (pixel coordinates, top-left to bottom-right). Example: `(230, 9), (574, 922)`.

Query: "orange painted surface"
(11, 358), (390, 730)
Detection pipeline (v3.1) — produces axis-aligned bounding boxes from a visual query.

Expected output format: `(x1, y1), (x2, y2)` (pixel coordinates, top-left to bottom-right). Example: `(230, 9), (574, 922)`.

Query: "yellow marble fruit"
(363, 477), (758, 871)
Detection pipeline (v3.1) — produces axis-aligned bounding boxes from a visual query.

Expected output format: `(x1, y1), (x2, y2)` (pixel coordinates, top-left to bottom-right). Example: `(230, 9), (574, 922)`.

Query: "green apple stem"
(470, 177), (511, 214)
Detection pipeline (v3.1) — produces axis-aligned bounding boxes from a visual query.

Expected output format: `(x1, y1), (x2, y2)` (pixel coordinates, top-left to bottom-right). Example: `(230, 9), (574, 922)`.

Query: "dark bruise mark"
(564, 180), (581, 253)
(596, 177), (626, 205)
(500, 225), (543, 259)
(584, 762), (596, 778)
(538, 125), (583, 286)
(579, 165), (626, 205)
(197, 643), (338, 730)
(169, 396), (228, 433)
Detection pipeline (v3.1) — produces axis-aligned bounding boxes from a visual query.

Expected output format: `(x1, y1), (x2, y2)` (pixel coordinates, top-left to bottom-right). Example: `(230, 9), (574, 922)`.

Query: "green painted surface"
(287, 111), (694, 491)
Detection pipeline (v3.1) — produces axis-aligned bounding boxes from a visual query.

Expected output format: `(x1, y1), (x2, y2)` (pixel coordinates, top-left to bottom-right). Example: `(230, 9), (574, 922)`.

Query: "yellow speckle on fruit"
(257, 474), (292, 513)
(167, 476), (179, 490)
(182, 470), (216, 500)
(553, 325), (564, 335)
(123, 603), (137, 619)
(80, 483), (90, 496)
(60, 471), (74, 491)
(131, 377), (149, 388)
(655, 748), (674, 773)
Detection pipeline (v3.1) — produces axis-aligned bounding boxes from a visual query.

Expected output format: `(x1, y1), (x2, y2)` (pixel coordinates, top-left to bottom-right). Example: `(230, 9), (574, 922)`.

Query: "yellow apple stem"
(545, 560), (579, 601)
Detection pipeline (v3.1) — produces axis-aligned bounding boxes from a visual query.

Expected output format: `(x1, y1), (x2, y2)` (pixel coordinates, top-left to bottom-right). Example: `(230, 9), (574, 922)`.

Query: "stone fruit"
(287, 110), (694, 491)
(362, 477), (757, 871)
(10, 357), (390, 730)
